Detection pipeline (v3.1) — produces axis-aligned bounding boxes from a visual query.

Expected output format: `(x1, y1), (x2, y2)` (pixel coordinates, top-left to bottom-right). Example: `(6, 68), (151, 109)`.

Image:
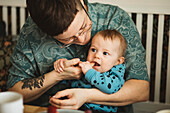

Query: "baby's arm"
(85, 64), (125, 94)
(54, 59), (67, 73)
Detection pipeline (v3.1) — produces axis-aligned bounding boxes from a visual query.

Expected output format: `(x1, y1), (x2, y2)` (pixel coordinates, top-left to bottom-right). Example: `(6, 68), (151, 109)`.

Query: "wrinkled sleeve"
(7, 24), (40, 89)
(116, 8), (149, 81)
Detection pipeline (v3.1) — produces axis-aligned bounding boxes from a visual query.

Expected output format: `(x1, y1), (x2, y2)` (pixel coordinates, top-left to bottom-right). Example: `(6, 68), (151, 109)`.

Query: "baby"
(54, 29), (127, 112)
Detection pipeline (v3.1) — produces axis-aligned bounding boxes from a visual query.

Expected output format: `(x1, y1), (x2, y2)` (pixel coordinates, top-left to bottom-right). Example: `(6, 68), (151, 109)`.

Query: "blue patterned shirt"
(7, 0), (149, 111)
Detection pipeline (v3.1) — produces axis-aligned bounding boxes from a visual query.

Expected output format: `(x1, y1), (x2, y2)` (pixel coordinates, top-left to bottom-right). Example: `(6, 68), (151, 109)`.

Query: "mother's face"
(54, 3), (92, 47)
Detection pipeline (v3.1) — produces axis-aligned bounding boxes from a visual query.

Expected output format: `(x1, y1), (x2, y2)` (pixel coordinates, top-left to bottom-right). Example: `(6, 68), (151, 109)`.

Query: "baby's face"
(87, 34), (120, 73)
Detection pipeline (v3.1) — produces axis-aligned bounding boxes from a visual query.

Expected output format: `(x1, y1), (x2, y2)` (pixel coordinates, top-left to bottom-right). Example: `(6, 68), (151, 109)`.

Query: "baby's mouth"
(93, 61), (100, 66)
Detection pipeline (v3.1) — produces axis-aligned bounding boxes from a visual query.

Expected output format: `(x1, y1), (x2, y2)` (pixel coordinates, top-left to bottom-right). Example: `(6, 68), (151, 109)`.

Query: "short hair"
(26, 0), (82, 36)
(96, 29), (127, 57)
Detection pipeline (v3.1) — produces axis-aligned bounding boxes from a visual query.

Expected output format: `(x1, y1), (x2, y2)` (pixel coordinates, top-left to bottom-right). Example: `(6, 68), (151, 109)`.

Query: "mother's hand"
(53, 58), (82, 81)
(49, 88), (89, 110)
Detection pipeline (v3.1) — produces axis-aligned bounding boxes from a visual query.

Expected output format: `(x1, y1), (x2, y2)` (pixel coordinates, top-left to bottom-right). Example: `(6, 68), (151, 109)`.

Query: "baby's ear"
(117, 57), (125, 65)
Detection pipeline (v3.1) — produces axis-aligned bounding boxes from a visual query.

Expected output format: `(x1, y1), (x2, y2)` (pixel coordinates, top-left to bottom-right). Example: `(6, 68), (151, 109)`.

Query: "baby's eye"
(103, 52), (109, 55)
(91, 48), (96, 52)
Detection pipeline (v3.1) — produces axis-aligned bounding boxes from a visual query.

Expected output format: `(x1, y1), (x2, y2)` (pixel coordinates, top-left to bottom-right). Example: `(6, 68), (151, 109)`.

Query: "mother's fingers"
(49, 97), (79, 110)
(49, 88), (88, 110)
(64, 58), (80, 67)
(50, 100), (78, 110)
(50, 97), (77, 106)
(53, 89), (72, 99)
(49, 89), (75, 106)
(49, 101), (60, 108)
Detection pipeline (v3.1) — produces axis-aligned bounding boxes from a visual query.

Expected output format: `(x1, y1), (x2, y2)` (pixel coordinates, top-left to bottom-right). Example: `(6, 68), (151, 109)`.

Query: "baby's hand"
(54, 59), (67, 73)
(79, 61), (94, 74)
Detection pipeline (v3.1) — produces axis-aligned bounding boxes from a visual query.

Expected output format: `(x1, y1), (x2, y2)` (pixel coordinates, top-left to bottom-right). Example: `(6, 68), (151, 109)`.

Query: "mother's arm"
(8, 58), (81, 103)
(49, 79), (149, 109)
(91, 79), (149, 106)
(8, 70), (63, 103)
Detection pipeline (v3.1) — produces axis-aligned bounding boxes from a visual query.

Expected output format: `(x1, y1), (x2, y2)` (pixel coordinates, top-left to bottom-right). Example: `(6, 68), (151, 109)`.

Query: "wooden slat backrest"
(0, 0), (26, 35)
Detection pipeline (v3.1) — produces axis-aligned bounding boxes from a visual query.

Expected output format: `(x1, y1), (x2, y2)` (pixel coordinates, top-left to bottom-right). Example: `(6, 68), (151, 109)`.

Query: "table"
(24, 105), (47, 113)
(24, 105), (104, 113)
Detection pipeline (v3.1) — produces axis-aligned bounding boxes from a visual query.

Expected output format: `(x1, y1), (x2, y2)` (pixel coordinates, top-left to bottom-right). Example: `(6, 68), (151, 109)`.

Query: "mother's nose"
(75, 35), (85, 43)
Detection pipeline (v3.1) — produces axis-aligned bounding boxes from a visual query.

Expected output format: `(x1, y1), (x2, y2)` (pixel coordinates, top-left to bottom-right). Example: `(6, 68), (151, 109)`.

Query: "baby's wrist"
(84, 68), (92, 75)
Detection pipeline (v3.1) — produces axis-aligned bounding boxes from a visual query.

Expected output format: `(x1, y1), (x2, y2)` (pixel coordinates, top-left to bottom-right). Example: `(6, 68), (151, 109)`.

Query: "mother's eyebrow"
(57, 13), (86, 40)
(79, 15), (86, 30)
(65, 15), (86, 39)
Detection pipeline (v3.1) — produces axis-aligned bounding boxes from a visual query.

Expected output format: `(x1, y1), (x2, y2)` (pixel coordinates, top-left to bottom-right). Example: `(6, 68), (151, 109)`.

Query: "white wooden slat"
(128, 13), (132, 18)
(11, 7), (17, 35)
(145, 14), (153, 78)
(0, 0), (26, 7)
(154, 15), (164, 102)
(166, 23), (170, 104)
(2, 6), (8, 35)
(20, 7), (25, 29)
(136, 13), (142, 37)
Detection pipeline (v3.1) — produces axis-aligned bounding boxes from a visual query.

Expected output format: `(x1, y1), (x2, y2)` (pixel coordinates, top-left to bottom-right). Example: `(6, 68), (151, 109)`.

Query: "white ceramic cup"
(0, 91), (23, 113)
(156, 109), (170, 113)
